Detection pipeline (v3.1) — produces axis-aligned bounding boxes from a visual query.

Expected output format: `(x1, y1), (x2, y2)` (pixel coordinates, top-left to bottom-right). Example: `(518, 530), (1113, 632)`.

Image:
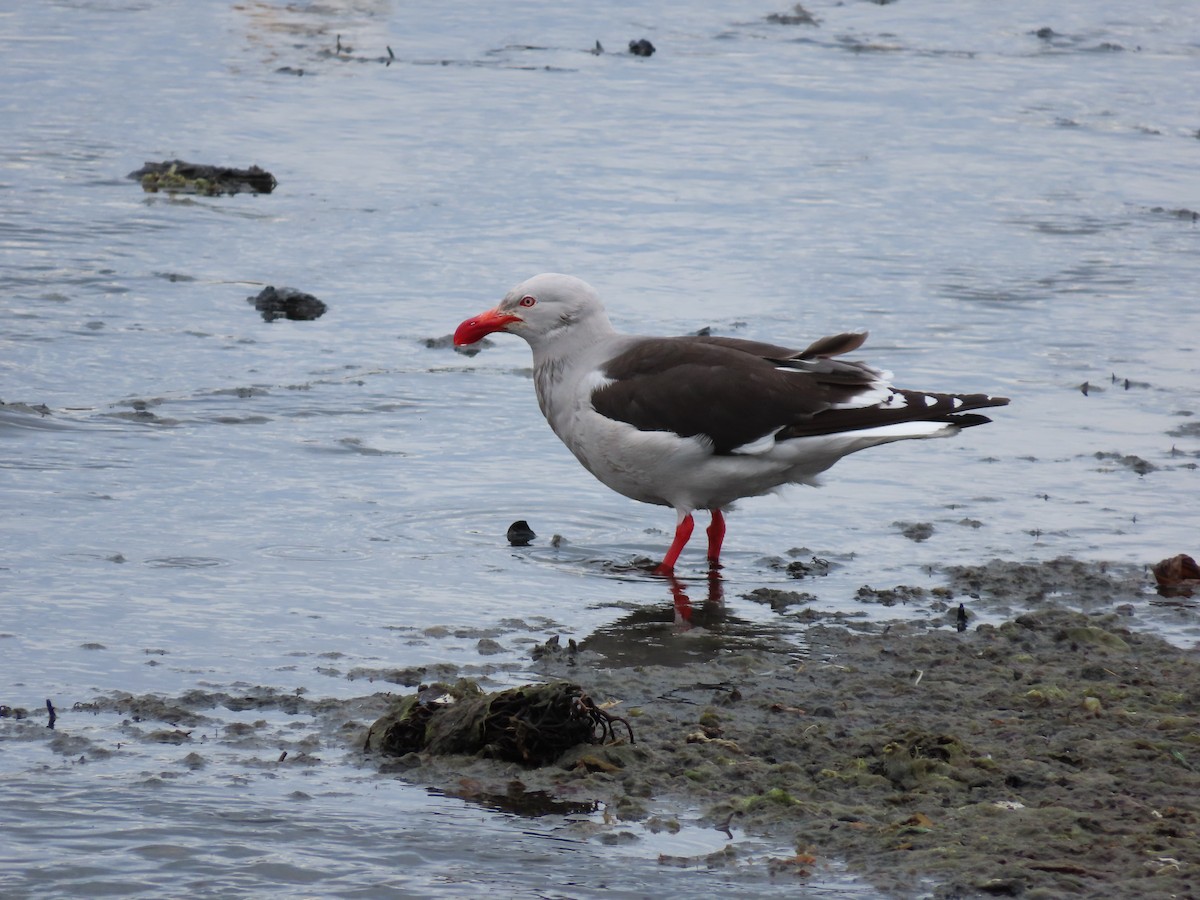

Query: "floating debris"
(128, 160), (277, 195)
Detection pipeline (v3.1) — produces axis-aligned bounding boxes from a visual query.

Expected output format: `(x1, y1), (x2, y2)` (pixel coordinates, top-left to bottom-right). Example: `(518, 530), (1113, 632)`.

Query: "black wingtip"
(942, 412), (995, 429)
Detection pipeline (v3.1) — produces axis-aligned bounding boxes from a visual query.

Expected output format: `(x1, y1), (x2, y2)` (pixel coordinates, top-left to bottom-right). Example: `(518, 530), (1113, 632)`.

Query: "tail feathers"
(778, 391), (1009, 441)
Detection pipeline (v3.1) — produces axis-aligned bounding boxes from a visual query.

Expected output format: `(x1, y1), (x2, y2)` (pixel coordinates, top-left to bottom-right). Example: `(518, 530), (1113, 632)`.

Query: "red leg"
(706, 508), (726, 566)
(666, 574), (693, 624)
(654, 512), (695, 575)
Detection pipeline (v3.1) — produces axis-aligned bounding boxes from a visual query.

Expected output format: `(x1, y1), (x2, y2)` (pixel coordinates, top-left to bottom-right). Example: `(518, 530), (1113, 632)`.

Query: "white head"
(453, 273), (612, 349)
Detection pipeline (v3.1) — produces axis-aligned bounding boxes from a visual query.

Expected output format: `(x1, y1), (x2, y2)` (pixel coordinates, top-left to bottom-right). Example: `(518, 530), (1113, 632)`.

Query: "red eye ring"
(518, 295), (536, 308)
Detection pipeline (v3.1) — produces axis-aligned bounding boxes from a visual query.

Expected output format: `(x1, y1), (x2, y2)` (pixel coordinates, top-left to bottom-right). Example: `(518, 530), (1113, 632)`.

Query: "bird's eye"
(519, 295), (536, 308)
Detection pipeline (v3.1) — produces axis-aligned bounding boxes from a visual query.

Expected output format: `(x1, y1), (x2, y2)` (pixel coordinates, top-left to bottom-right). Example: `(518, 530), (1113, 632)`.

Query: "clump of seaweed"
(364, 680), (633, 766)
(128, 160), (277, 195)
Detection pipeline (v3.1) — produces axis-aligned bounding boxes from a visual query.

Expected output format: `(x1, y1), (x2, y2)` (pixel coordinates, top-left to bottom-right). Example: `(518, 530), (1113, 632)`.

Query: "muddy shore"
(373, 559), (1200, 898)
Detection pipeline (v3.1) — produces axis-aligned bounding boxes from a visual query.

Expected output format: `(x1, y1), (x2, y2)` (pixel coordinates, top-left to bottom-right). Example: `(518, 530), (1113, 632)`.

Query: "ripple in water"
(258, 546), (373, 562)
(143, 556), (231, 569)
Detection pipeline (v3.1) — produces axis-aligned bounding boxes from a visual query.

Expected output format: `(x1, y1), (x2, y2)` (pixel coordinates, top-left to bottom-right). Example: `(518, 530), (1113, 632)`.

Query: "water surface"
(2, 1), (1198, 896)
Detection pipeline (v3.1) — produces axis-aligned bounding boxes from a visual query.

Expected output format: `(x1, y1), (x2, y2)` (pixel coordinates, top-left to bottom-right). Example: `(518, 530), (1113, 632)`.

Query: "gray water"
(2, 1), (1198, 896)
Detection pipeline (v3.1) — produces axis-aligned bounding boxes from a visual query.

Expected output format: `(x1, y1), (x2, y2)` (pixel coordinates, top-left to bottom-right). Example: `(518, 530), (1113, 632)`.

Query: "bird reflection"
(572, 568), (795, 668)
(665, 569), (726, 629)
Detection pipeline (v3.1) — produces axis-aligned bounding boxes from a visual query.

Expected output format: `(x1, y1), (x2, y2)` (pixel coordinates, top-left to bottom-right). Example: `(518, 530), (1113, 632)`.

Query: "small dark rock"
(476, 638), (505, 656)
(785, 556), (831, 579)
(507, 520), (536, 546)
(1152, 553), (1200, 598)
(628, 39), (655, 57)
(1149, 206), (1200, 222)
(1093, 451), (1157, 476)
(895, 521), (935, 542)
(766, 3), (817, 25)
(856, 584), (927, 607)
(0, 401), (52, 417)
(248, 286), (327, 322)
(1166, 420), (1200, 440)
(742, 587), (815, 610)
(530, 634), (578, 664)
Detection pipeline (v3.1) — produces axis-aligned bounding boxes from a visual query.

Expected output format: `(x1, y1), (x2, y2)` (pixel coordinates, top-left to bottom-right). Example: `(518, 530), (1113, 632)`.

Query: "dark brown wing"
(591, 337), (884, 454)
(591, 335), (1010, 454)
(688, 331), (868, 361)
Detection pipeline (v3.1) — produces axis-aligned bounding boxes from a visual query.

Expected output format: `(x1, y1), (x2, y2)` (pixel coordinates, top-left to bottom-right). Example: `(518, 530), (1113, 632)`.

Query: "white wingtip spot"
(831, 376), (896, 411)
(952, 397), (964, 409)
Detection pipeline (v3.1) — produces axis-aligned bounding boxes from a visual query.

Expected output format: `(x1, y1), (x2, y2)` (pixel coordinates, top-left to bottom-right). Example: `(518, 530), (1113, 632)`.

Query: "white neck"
(527, 307), (619, 428)
(526, 305), (617, 368)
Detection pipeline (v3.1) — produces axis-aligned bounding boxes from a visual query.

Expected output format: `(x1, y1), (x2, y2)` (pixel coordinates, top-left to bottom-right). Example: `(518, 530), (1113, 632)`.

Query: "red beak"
(453, 308), (521, 346)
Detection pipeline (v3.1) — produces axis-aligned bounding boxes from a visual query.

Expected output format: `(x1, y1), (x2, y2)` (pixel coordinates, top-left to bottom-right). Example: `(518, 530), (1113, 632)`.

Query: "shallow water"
(2, 0), (1199, 896)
